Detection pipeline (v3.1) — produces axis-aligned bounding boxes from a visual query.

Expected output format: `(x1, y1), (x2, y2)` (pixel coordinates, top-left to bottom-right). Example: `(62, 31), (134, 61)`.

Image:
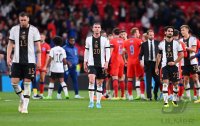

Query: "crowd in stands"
(0, 0), (200, 74)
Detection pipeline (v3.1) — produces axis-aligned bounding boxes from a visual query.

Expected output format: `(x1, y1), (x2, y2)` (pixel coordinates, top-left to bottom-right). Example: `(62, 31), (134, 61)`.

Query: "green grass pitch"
(0, 91), (199, 126)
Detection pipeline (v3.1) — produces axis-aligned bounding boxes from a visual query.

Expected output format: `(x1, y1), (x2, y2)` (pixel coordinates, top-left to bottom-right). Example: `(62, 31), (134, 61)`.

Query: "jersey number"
(119, 45), (123, 54)
(166, 52), (173, 58)
(55, 54), (63, 63)
(130, 45), (134, 55)
(94, 49), (100, 54)
(20, 40), (27, 47)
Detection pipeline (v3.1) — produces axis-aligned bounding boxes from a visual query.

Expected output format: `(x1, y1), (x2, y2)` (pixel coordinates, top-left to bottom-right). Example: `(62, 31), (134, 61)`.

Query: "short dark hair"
(19, 12), (29, 17)
(147, 29), (154, 35)
(112, 28), (120, 35)
(164, 26), (174, 32)
(173, 29), (180, 36)
(53, 36), (63, 46)
(93, 22), (101, 27)
(120, 29), (126, 33)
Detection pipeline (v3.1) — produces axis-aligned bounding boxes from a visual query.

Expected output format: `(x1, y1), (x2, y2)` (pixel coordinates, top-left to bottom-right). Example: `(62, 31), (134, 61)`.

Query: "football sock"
(39, 82), (45, 94)
(195, 81), (200, 97)
(112, 79), (118, 97)
(168, 83), (173, 95)
(173, 85), (178, 101)
(127, 81), (133, 96)
(163, 83), (168, 103)
(96, 84), (103, 104)
(88, 83), (95, 103)
(185, 83), (191, 98)
(48, 83), (54, 97)
(135, 80), (141, 97)
(23, 82), (31, 110)
(61, 82), (69, 97)
(178, 83), (184, 97)
(12, 83), (24, 101)
(140, 80), (145, 94)
(119, 81), (125, 97)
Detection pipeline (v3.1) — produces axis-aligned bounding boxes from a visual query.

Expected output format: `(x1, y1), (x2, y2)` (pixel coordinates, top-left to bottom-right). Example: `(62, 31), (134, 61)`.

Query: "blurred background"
(0, 0), (200, 74)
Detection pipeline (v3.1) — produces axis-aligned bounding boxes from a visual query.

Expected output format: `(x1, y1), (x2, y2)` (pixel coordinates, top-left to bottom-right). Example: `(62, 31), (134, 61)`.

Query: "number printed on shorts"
(29, 68), (35, 75)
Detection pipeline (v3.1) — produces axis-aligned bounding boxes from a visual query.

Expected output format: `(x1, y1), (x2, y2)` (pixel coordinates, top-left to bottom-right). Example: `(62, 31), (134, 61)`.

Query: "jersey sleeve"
(9, 27), (15, 42)
(49, 49), (53, 58)
(110, 39), (114, 48)
(177, 42), (183, 52)
(105, 38), (111, 62)
(191, 37), (197, 46)
(158, 42), (163, 54)
(33, 28), (41, 42)
(84, 37), (89, 62)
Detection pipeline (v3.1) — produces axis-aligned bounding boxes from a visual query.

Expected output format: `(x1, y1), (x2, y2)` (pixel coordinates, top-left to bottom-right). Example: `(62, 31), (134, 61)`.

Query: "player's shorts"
(181, 65), (198, 76)
(38, 66), (47, 73)
(50, 72), (64, 79)
(197, 65), (200, 75)
(127, 62), (144, 78)
(162, 65), (179, 82)
(88, 66), (106, 79)
(11, 63), (35, 80)
(109, 62), (120, 76)
(118, 61), (124, 77)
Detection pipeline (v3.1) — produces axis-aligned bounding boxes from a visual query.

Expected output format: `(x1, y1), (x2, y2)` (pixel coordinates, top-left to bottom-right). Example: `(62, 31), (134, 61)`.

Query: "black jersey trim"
(34, 40), (41, 42)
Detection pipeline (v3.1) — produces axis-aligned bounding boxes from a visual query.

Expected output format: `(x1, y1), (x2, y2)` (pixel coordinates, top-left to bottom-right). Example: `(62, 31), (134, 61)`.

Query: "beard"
(166, 34), (173, 38)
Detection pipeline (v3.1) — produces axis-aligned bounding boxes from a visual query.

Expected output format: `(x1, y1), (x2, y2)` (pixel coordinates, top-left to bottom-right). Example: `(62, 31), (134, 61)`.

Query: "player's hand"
(67, 61), (72, 67)
(104, 61), (108, 70)
(155, 67), (159, 75)
(6, 57), (12, 68)
(168, 62), (175, 66)
(140, 60), (144, 67)
(36, 62), (41, 70)
(84, 62), (88, 72)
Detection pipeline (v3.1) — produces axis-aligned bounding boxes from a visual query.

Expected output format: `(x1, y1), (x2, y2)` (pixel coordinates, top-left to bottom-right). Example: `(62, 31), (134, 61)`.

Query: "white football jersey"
(179, 36), (198, 66)
(49, 46), (66, 73)
(158, 40), (183, 68)
(9, 24), (40, 63)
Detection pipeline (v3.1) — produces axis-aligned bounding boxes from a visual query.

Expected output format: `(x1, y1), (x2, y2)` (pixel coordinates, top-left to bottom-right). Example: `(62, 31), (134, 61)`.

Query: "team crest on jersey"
(117, 40), (122, 43)
(42, 47), (46, 51)
(20, 34), (26, 40)
(167, 47), (171, 51)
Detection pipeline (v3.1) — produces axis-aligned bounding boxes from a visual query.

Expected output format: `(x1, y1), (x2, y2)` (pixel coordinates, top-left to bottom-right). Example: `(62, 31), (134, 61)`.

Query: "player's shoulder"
(101, 36), (108, 40)
(29, 25), (39, 33)
(158, 40), (165, 46)
(189, 36), (197, 41)
(10, 24), (20, 31)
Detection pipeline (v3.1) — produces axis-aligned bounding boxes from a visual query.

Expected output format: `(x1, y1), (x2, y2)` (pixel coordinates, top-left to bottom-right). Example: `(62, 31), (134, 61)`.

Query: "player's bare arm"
(155, 53), (161, 75)
(35, 41), (41, 69)
(6, 40), (14, 67)
(186, 45), (196, 52)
